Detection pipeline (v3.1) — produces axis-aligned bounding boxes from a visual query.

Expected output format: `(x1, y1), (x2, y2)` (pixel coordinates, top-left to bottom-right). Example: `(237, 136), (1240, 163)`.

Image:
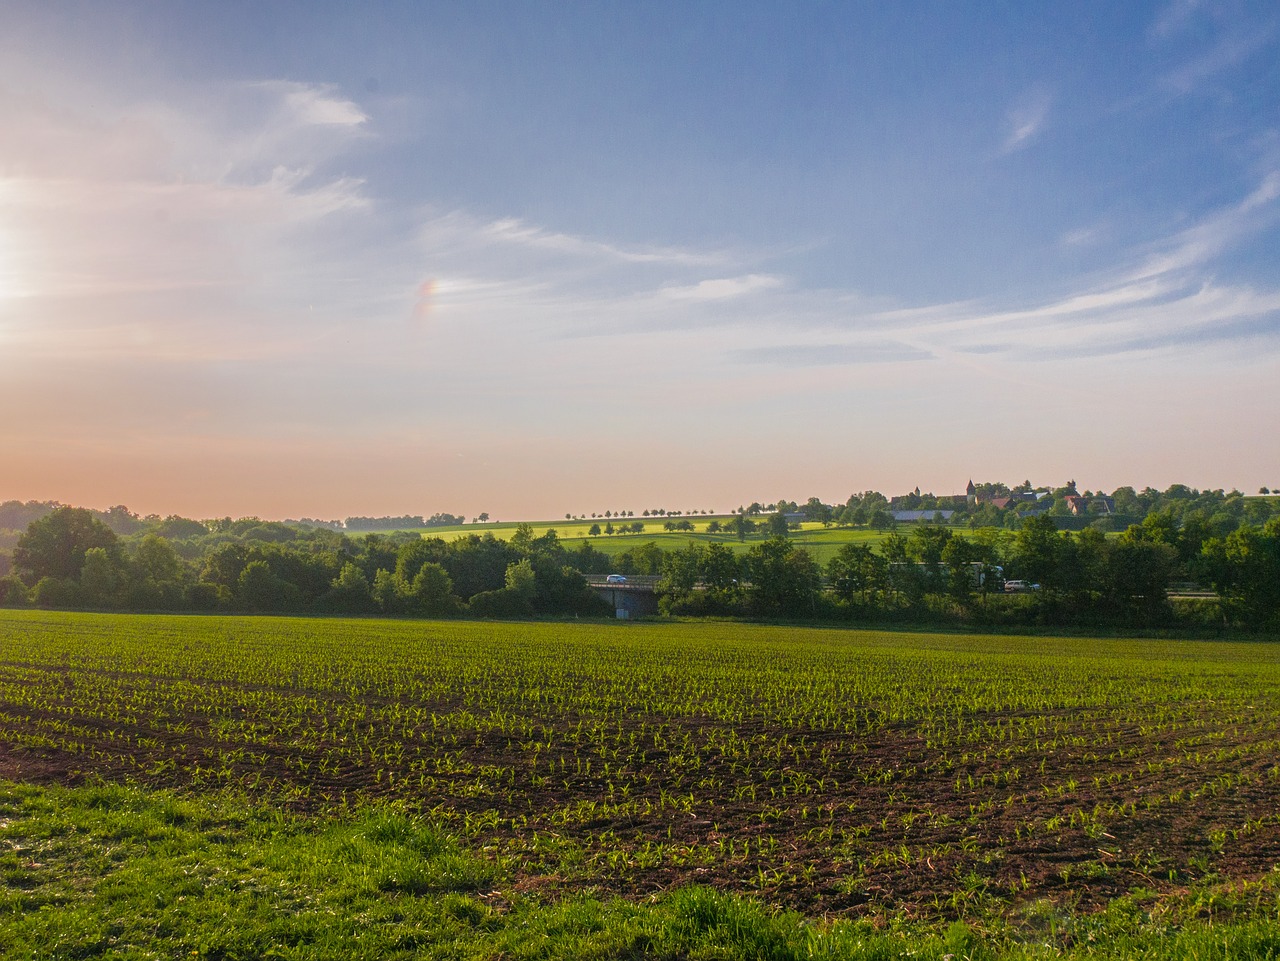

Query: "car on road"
(1003, 580), (1040, 593)
(605, 574), (627, 584)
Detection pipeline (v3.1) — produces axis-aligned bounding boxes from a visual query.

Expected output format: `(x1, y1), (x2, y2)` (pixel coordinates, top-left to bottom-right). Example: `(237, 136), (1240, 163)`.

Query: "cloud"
(1001, 93), (1051, 153)
(1060, 224), (1105, 248)
(405, 171), (1280, 376)
(3, 58), (1275, 437)
(730, 343), (931, 367)
(1150, 0), (1205, 38)
(1160, 26), (1277, 94)
(273, 82), (369, 127)
(1123, 170), (1280, 282)
(661, 274), (783, 302)
(0, 77), (380, 361)
(480, 217), (728, 267)
(816, 175), (1280, 364)
(407, 210), (780, 337)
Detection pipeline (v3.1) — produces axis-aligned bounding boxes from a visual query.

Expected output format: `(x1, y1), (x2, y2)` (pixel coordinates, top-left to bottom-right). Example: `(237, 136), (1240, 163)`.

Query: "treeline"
(0, 509), (612, 617)
(0, 500), (151, 543)
(343, 513), (467, 531)
(642, 515), (1280, 630)
(3, 504), (1279, 631)
(748, 483), (1280, 532)
(0, 501), (477, 548)
(4, 484), (1280, 630)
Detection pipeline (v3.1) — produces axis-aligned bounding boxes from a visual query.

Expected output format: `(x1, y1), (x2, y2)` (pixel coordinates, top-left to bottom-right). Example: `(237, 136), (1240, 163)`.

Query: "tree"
(726, 512), (755, 542)
(1110, 486), (1142, 517)
(746, 538), (819, 616)
(908, 526), (952, 592)
(131, 533), (186, 602)
(658, 545), (702, 609)
(1200, 519), (1280, 628)
(1012, 515), (1061, 588)
(941, 536), (981, 601)
(701, 543), (741, 599)
(322, 562), (376, 614)
(510, 523), (536, 554)
(1104, 539), (1176, 616)
(881, 532), (922, 605)
(78, 547), (121, 608)
(394, 538), (447, 586)
(200, 543), (250, 592)
(237, 560), (286, 612)
(827, 543), (888, 604)
(802, 497), (833, 523)
(14, 507), (119, 582)
(0, 574), (30, 607)
(566, 541), (611, 576)
(406, 562), (458, 615)
(100, 505), (145, 534)
(882, 532), (909, 566)
(766, 511), (790, 538)
(504, 559), (537, 600)
(615, 541), (664, 576)
(33, 576), (80, 609)
(155, 515), (209, 539)
(528, 557), (597, 614)
(588, 523), (602, 536)
(372, 568), (402, 613)
(440, 534), (518, 600)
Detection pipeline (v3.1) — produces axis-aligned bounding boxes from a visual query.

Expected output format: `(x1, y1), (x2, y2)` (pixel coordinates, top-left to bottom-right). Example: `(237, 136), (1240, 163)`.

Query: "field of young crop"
(1, 611), (1278, 926)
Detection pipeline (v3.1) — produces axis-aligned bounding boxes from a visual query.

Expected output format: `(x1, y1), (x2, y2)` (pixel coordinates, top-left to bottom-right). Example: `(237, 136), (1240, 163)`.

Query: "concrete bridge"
(584, 575), (661, 618)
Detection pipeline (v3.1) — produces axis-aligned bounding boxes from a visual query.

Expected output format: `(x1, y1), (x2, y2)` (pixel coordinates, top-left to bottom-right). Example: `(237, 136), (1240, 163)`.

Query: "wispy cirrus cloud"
(1150, 0), (1205, 39)
(480, 216), (729, 267)
(401, 170), (1280, 381)
(1001, 92), (1051, 153)
(6, 63), (1274, 439)
(1123, 170), (1280, 282)
(1160, 26), (1277, 94)
(742, 173), (1280, 366)
(660, 274), (783, 302)
(895, 208), (1280, 361)
(1060, 224), (1106, 248)
(270, 81), (369, 127)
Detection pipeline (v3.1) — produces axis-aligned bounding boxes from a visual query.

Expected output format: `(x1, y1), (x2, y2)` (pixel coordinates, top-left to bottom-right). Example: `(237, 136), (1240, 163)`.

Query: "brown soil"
(2, 669), (1278, 919)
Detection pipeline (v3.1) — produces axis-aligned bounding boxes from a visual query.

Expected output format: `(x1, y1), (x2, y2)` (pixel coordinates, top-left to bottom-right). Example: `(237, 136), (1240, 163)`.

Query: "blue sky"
(1, 1), (1277, 519)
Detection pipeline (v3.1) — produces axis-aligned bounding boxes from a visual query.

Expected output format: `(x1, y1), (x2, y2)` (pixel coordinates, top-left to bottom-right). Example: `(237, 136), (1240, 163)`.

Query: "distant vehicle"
(605, 574), (627, 584)
(1003, 580), (1040, 593)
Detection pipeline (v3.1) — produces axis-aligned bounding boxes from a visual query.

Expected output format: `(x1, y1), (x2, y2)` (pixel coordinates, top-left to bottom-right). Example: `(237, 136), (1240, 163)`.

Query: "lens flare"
(412, 279), (436, 325)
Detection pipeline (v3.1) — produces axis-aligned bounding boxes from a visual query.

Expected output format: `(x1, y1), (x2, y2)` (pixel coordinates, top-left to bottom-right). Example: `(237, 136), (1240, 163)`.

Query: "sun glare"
(0, 223), (26, 303)
(0, 179), (30, 303)
(0, 213), (12, 291)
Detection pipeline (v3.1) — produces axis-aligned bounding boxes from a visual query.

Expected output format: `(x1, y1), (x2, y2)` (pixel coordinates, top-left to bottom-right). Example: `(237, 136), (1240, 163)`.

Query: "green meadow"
(378, 516), (899, 565)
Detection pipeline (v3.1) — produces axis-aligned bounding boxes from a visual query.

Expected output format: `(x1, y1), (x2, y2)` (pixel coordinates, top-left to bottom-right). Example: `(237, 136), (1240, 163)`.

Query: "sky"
(1, 1), (1278, 521)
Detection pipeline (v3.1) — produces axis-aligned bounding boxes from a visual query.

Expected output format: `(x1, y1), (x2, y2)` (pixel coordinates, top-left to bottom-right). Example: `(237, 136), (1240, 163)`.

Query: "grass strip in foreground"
(2, 780), (1280, 960)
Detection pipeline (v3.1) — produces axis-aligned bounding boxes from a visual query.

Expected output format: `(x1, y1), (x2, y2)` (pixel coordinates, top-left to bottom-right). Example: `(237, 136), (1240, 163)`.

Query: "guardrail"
(584, 575), (663, 590)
